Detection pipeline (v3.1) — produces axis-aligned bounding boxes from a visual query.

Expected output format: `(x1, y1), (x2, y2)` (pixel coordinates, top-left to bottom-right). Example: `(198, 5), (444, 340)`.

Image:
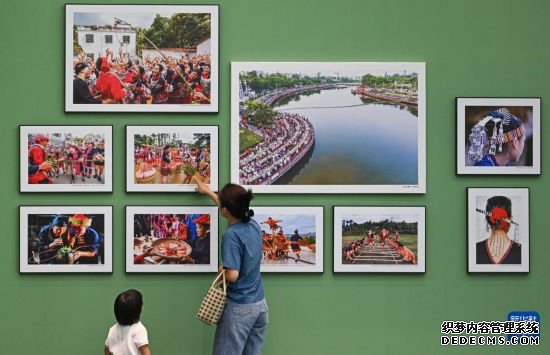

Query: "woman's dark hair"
(138, 65), (145, 76)
(114, 289), (143, 326)
(485, 196), (512, 229)
(218, 183), (254, 222)
(154, 63), (164, 72)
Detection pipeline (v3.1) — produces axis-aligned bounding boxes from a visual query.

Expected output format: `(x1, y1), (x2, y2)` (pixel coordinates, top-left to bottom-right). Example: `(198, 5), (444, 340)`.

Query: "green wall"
(1, 0), (548, 354)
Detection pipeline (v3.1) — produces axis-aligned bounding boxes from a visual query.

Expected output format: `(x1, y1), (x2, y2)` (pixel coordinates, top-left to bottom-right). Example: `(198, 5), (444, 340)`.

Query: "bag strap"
(211, 270), (227, 294)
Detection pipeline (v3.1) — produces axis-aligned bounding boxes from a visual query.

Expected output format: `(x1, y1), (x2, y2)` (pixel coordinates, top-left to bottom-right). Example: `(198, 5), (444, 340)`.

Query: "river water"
(272, 87), (419, 185)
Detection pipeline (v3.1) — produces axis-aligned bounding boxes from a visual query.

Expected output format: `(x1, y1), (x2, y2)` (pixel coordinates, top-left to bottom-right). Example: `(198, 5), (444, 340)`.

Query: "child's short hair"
(114, 289), (143, 326)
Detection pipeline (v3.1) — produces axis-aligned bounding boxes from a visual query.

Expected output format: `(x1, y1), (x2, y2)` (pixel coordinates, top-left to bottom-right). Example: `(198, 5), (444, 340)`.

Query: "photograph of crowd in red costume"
(20, 206), (112, 273)
(66, 4), (218, 112)
(127, 126), (217, 192)
(468, 188), (529, 273)
(126, 207), (217, 272)
(232, 62), (426, 193)
(250, 207), (323, 273)
(334, 207), (425, 273)
(20, 126), (112, 192)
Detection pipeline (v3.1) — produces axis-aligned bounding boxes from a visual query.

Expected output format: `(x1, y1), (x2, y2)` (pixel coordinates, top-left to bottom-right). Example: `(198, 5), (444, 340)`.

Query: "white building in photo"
(141, 48), (195, 61)
(76, 25), (136, 59)
(196, 38), (211, 55)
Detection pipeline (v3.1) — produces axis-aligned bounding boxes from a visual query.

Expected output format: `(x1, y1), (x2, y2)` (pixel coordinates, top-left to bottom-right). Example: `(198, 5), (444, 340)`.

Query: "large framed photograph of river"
(65, 4), (218, 113)
(231, 62), (426, 194)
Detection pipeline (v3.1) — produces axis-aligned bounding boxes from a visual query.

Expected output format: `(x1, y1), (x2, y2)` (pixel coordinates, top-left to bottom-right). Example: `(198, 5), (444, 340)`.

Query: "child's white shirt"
(105, 321), (148, 355)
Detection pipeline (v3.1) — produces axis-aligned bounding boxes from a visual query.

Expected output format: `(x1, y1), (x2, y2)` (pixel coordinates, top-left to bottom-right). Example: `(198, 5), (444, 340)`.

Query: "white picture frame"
(126, 206), (218, 273)
(126, 126), (218, 192)
(231, 62), (426, 194)
(20, 125), (113, 192)
(333, 206), (426, 273)
(467, 188), (530, 273)
(456, 98), (541, 175)
(65, 4), (219, 113)
(20, 206), (113, 273)
(251, 206), (324, 273)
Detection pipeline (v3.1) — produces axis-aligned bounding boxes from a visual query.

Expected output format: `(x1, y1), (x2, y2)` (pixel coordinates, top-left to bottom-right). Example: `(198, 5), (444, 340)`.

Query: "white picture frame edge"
(467, 187), (530, 273)
(125, 125), (219, 192)
(230, 62), (426, 194)
(64, 4), (219, 113)
(125, 205), (218, 273)
(456, 97), (541, 175)
(19, 206), (113, 273)
(333, 206), (426, 273)
(19, 125), (113, 192)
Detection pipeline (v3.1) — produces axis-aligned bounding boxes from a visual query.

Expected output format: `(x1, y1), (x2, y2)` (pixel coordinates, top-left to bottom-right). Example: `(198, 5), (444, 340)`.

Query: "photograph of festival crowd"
(251, 207), (323, 273)
(65, 4), (218, 112)
(126, 126), (217, 192)
(126, 206), (218, 272)
(20, 206), (112, 273)
(231, 62), (426, 193)
(468, 188), (529, 273)
(457, 98), (541, 175)
(333, 207), (425, 272)
(20, 126), (112, 192)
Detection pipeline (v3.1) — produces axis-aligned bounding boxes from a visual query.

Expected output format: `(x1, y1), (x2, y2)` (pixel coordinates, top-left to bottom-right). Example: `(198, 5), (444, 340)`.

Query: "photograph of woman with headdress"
(468, 188), (529, 272)
(456, 98), (540, 175)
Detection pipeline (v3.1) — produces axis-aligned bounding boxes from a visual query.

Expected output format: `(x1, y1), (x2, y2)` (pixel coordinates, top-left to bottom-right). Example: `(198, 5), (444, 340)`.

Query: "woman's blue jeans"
(213, 298), (269, 355)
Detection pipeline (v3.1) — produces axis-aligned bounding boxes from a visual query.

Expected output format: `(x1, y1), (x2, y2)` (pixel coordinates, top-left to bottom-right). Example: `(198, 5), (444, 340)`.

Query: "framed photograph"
(20, 126), (113, 192)
(456, 98), (541, 175)
(126, 126), (218, 192)
(231, 62), (426, 194)
(333, 206), (426, 273)
(251, 206), (323, 273)
(65, 4), (219, 112)
(126, 206), (218, 273)
(20, 206), (112, 273)
(467, 188), (529, 273)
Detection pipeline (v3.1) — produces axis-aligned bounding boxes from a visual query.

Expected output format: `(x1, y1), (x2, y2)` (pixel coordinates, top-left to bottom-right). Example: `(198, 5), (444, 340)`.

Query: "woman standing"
(194, 178), (268, 355)
(160, 145), (171, 184)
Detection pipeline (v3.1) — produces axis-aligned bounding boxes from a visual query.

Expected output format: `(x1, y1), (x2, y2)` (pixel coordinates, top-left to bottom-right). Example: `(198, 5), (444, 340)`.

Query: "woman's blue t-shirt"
(222, 219), (264, 304)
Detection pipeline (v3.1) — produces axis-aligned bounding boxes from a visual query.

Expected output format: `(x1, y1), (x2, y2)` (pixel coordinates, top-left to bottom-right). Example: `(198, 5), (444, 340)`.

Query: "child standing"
(104, 289), (151, 355)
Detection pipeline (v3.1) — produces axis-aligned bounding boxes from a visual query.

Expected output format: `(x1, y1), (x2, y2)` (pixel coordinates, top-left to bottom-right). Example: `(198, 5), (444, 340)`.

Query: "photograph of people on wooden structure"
(334, 206), (425, 272)
(251, 207), (323, 272)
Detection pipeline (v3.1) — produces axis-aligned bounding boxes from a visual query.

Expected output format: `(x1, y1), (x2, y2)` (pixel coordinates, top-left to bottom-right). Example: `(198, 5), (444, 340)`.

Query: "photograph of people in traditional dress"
(20, 206), (112, 273)
(250, 207), (323, 272)
(127, 126), (217, 192)
(65, 4), (218, 112)
(334, 207), (425, 272)
(232, 62), (426, 193)
(456, 98), (540, 175)
(468, 188), (529, 273)
(126, 207), (217, 272)
(20, 126), (112, 192)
